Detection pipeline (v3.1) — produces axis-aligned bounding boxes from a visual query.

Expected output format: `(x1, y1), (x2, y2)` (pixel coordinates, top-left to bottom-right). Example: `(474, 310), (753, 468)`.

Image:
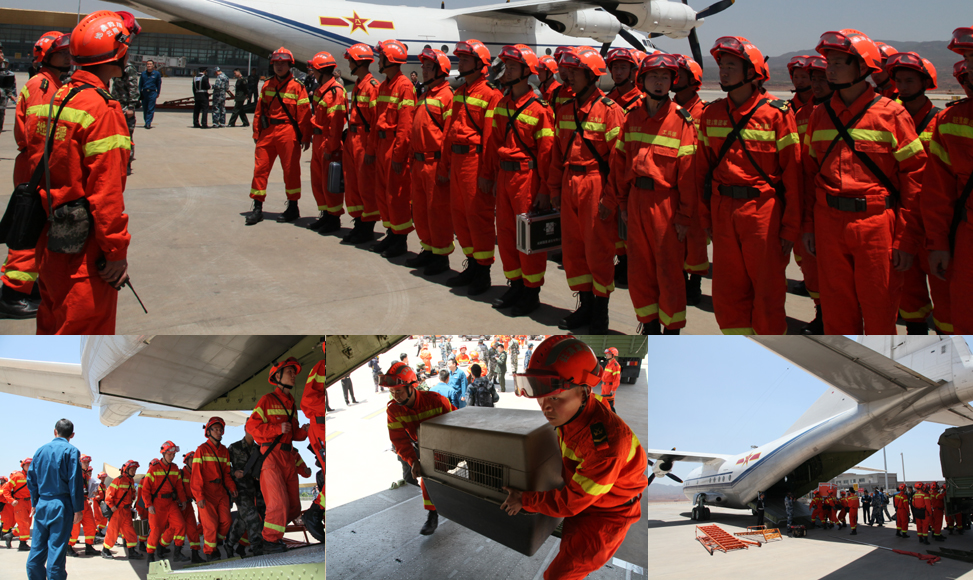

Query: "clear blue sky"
(646, 337), (973, 483)
(0, 337), (312, 480)
(9, 0), (965, 57)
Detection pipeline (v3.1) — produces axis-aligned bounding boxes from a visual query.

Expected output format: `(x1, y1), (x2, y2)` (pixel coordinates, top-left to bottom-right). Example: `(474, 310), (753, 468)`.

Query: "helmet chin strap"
(790, 85), (812, 95)
(556, 388), (589, 428)
(720, 79), (750, 93)
(828, 71), (872, 91)
(898, 91), (924, 103)
(646, 91), (669, 102)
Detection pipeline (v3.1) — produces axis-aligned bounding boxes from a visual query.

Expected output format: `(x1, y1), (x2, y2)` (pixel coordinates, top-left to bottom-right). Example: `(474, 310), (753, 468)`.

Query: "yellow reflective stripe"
(84, 135), (131, 157)
(20, 86), (29, 100)
(738, 129), (775, 142)
(5, 271), (38, 282)
(496, 107), (540, 126)
(196, 456), (228, 463)
(377, 95), (400, 104)
(280, 92), (299, 100)
(485, 109), (495, 119)
(431, 242), (454, 255)
(776, 132), (800, 151)
(606, 127), (620, 141)
(919, 129), (934, 143)
(559, 120), (577, 131)
(390, 220), (414, 232)
(939, 122), (973, 140)
(423, 499), (435, 506)
(572, 472), (614, 496)
(634, 303), (658, 317)
(504, 268), (523, 280)
(388, 407), (446, 428)
(461, 246), (474, 256)
(934, 317), (954, 334)
(253, 407), (267, 421)
(444, 109), (453, 118)
(27, 105), (96, 129)
(699, 132), (710, 147)
(678, 144), (696, 157)
(560, 440), (581, 462)
(626, 434), (640, 462)
(472, 250), (494, 260)
(534, 128), (554, 139)
(523, 271), (545, 284)
(356, 95), (370, 103)
(398, 99), (415, 109)
(706, 126), (732, 138)
(894, 138), (923, 162)
(266, 408), (290, 416)
(250, 188), (266, 196)
(454, 95), (489, 108)
(285, 188), (302, 195)
(899, 303), (933, 320)
(421, 98), (442, 107)
(297, 98), (310, 105)
(313, 95), (323, 104)
(204, 540), (217, 548)
(327, 103), (347, 114)
(625, 132), (680, 150)
(721, 328), (756, 335)
(346, 205), (364, 212)
(593, 280), (615, 294)
(930, 140), (951, 166)
(567, 274), (592, 287)
(659, 308), (687, 326)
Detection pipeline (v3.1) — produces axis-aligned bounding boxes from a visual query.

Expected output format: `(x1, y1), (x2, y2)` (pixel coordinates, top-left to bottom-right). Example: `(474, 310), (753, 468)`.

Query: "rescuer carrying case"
(516, 210), (561, 255)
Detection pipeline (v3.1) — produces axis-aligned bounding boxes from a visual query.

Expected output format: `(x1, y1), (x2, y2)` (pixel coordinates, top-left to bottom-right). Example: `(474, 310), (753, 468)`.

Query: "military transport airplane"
(106, 0), (734, 71)
(646, 336), (973, 521)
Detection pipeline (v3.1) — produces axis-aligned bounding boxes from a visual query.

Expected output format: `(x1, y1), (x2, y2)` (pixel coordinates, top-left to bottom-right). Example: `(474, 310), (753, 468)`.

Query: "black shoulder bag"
(702, 98), (768, 203)
(274, 88), (303, 143)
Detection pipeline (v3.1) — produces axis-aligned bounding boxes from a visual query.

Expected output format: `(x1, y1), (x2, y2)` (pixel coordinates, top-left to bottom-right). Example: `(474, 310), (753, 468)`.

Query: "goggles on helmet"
(512, 370), (573, 398)
(950, 27), (973, 54)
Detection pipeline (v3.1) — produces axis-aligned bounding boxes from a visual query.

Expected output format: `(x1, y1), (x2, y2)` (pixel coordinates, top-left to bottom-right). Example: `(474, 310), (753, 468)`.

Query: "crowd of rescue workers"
(3, 11), (973, 336)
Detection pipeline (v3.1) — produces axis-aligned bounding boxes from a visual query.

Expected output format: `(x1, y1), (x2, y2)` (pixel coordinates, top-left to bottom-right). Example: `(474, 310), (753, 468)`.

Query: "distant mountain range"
(697, 40), (966, 92)
(646, 482), (686, 501)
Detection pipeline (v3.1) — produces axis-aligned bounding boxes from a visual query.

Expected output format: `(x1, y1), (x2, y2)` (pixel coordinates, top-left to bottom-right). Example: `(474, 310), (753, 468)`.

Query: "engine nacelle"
(545, 9), (621, 44)
(615, 0), (697, 39)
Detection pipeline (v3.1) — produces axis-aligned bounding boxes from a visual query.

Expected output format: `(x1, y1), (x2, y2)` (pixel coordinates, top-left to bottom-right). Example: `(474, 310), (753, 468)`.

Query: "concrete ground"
(648, 501), (973, 579)
(325, 337), (648, 579)
(0, 500), (318, 580)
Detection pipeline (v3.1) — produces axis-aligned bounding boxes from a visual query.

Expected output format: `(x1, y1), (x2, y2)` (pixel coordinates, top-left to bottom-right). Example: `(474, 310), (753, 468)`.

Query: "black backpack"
(472, 378), (496, 408)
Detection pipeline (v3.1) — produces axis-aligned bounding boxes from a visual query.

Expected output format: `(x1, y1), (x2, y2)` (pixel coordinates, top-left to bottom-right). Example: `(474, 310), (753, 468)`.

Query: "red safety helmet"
(806, 55), (827, 74)
(470, 352), (480, 361)
(375, 40), (408, 65)
(419, 47), (451, 76)
(269, 357), (302, 385)
(886, 51), (938, 90)
(204, 416), (226, 433)
(183, 451), (195, 464)
(637, 52), (680, 83)
(604, 347), (619, 357)
(514, 336), (603, 398)
(344, 43), (375, 63)
(499, 44), (539, 76)
(815, 29), (883, 75)
(121, 460), (140, 473)
(459, 346), (467, 351)
(675, 55), (703, 87)
(711, 36), (768, 82)
(33, 31), (69, 65)
(115, 11), (141, 36)
(0, 476), (6, 484)
(309, 51), (336, 70)
(271, 47), (295, 65)
(914, 482), (924, 490)
(379, 361), (418, 388)
(454, 39), (491, 70)
(149, 458), (161, 468)
(606, 47), (641, 69)
(80, 455), (92, 463)
(560, 46), (608, 77)
(787, 55), (814, 76)
(538, 55), (558, 75)
(70, 10), (132, 67)
(874, 41), (897, 63)
(931, 482), (940, 490)
(949, 27), (973, 55)
(20, 458), (32, 469)
(98, 471), (108, 479)
(898, 484), (907, 491)
(160, 440), (180, 455)
(553, 46), (576, 64)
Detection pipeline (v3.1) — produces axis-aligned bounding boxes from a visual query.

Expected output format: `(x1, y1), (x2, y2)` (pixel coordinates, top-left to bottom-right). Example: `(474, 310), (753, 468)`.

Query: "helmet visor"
(951, 27), (973, 53)
(454, 41), (476, 56)
(641, 52), (679, 71)
(512, 371), (570, 398)
(886, 52), (924, 71)
(788, 55), (812, 71)
(818, 31), (853, 53)
(712, 36), (748, 58)
(499, 45), (523, 62)
(378, 373), (414, 387)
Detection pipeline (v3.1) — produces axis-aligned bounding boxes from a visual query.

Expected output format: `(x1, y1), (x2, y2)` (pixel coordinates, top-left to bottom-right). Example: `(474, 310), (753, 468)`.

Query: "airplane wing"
(447, 0), (596, 18)
(645, 449), (733, 464)
(923, 403), (973, 427)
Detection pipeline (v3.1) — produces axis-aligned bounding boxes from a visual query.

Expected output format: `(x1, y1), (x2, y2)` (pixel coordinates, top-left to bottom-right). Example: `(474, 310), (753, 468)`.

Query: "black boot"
(588, 294), (610, 334)
(66, 547), (79, 557)
(906, 321), (929, 335)
(126, 546), (144, 560)
(319, 213), (341, 233)
(511, 285), (541, 317)
(85, 544), (99, 556)
(18, 541), (30, 552)
(370, 229), (395, 254)
(191, 549), (205, 564)
(934, 534), (946, 542)
(467, 263), (492, 296)
(138, 541), (147, 553)
(640, 320), (661, 335)
(207, 548), (222, 561)
(0, 285), (38, 319)
(685, 273), (703, 306)
(304, 503), (326, 543)
(446, 259), (476, 287)
(245, 200), (263, 225)
(406, 250), (434, 268)
(801, 304), (824, 335)
(236, 544), (247, 558)
(101, 547), (114, 559)
(158, 544), (170, 558)
(277, 200), (300, 223)
(851, 529), (857, 535)
(308, 212), (329, 231)
(614, 254), (628, 288)
(261, 539), (287, 554)
(340, 218), (363, 244)
(559, 291), (593, 330)
(901, 532), (910, 538)
(382, 233), (409, 259)
(173, 547), (190, 562)
(793, 280), (810, 297)
(493, 279), (524, 309)
(351, 220), (377, 244)
(423, 255), (450, 276)
(3, 531), (13, 548)
(663, 327), (681, 335)
(420, 510), (439, 536)
(146, 551), (157, 563)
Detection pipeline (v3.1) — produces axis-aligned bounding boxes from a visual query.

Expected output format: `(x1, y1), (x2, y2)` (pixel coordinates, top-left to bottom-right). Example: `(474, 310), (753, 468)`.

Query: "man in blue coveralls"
(26, 419), (85, 580)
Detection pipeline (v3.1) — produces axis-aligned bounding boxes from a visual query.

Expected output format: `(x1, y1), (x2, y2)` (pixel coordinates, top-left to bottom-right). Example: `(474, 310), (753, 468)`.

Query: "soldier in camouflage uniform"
(0, 44), (16, 133)
(111, 61), (140, 174)
(211, 67), (231, 128)
(227, 431), (265, 557)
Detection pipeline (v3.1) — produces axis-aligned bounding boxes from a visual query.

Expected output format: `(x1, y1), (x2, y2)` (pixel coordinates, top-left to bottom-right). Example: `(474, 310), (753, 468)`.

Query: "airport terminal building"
(829, 472), (901, 491)
(0, 8), (267, 76)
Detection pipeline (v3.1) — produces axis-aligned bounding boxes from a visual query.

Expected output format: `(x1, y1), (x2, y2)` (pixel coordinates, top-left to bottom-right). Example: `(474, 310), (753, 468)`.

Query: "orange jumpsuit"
(847, 493), (860, 531)
(22, 71), (131, 335)
(921, 98), (973, 333)
(606, 85), (644, 261)
(696, 91), (802, 335)
(599, 358), (621, 410)
(438, 76), (503, 265)
(5, 69), (61, 298)
(522, 396), (647, 580)
(301, 360), (328, 473)
(180, 463), (200, 550)
(810, 494), (824, 525)
(93, 481), (108, 532)
(609, 99), (698, 329)
(550, 84), (575, 114)
(141, 460), (187, 554)
(387, 390), (456, 510)
(410, 80), (455, 255)
(191, 440), (237, 554)
(541, 79), (562, 105)
(837, 495), (847, 524)
(69, 469), (97, 547)
(0, 491), (14, 536)
(677, 93), (710, 276)
(481, 90), (555, 288)
(913, 490), (929, 539)
(930, 487), (945, 538)
(795, 98), (822, 306)
(419, 347), (433, 371)
(894, 491), (911, 534)
(135, 478), (149, 543)
(898, 99), (951, 332)
(344, 74), (381, 222)
(103, 474), (138, 550)
(310, 78), (346, 216)
(250, 73), (311, 203)
(2, 471), (31, 541)
(366, 71), (416, 234)
(245, 387), (307, 543)
(804, 88), (925, 334)
(548, 90), (624, 297)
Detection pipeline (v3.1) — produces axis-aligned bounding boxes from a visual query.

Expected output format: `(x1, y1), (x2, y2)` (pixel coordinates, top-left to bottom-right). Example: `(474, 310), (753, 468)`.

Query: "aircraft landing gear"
(691, 506), (711, 521)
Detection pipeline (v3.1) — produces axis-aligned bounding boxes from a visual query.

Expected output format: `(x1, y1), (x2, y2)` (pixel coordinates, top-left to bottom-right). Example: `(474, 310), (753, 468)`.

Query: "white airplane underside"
(646, 336), (973, 516)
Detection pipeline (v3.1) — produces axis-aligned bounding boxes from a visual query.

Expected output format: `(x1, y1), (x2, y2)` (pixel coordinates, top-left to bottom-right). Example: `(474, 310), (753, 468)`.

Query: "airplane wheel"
(691, 507), (699, 521)
(702, 508), (711, 521)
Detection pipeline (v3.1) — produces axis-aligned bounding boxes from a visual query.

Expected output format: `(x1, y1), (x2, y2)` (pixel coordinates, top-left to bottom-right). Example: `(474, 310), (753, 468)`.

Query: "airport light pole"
(883, 447), (889, 489)
(901, 453), (906, 486)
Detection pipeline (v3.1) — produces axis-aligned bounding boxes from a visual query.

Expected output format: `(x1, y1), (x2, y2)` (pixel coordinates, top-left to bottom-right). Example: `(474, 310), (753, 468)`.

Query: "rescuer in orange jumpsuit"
(809, 491), (824, 527)
(0, 476), (13, 546)
(873, 42), (899, 100)
(246, 47), (311, 225)
(599, 347), (622, 412)
(847, 488), (860, 535)
(697, 36), (801, 336)
(300, 344), (327, 542)
(142, 441), (189, 563)
(929, 481), (946, 541)
(550, 46), (578, 114)
(787, 55), (814, 314)
(67, 456), (98, 556)
(803, 30), (925, 334)
(92, 472), (108, 535)
(502, 336), (647, 580)
(537, 55), (562, 104)
(340, 44), (383, 245)
(418, 342), (434, 370)
(3, 459), (33, 549)
(101, 460), (142, 560)
(180, 451), (204, 562)
(244, 358), (309, 554)
(24, 12), (132, 335)
(1, 31), (69, 320)
(439, 39), (503, 295)
(550, 47), (625, 335)
(191, 417), (238, 560)
(924, 29), (973, 334)
(894, 484), (911, 538)
(913, 482), (931, 545)
(406, 48), (454, 275)
(383, 361), (456, 535)
(836, 490), (848, 528)
(609, 53), (698, 335)
(455, 346), (471, 366)
(480, 44), (556, 317)
(306, 52), (347, 233)
(363, 40), (416, 259)
(671, 55), (708, 306)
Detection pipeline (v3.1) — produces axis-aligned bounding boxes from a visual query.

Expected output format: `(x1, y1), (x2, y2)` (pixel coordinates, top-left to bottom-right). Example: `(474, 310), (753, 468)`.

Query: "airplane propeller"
(646, 455), (683, 486)
(644, 0), (734, 69)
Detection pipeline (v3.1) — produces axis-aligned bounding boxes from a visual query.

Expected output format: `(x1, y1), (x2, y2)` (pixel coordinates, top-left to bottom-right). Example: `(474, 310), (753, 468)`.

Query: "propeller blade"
(647, 473), (656, 486)
(618, 28), (645, 51)
(688, 27), (704, 70)
(600, 42), (612, 57)
(697, 0), (735, 20)
(667, 472), (684, 483)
